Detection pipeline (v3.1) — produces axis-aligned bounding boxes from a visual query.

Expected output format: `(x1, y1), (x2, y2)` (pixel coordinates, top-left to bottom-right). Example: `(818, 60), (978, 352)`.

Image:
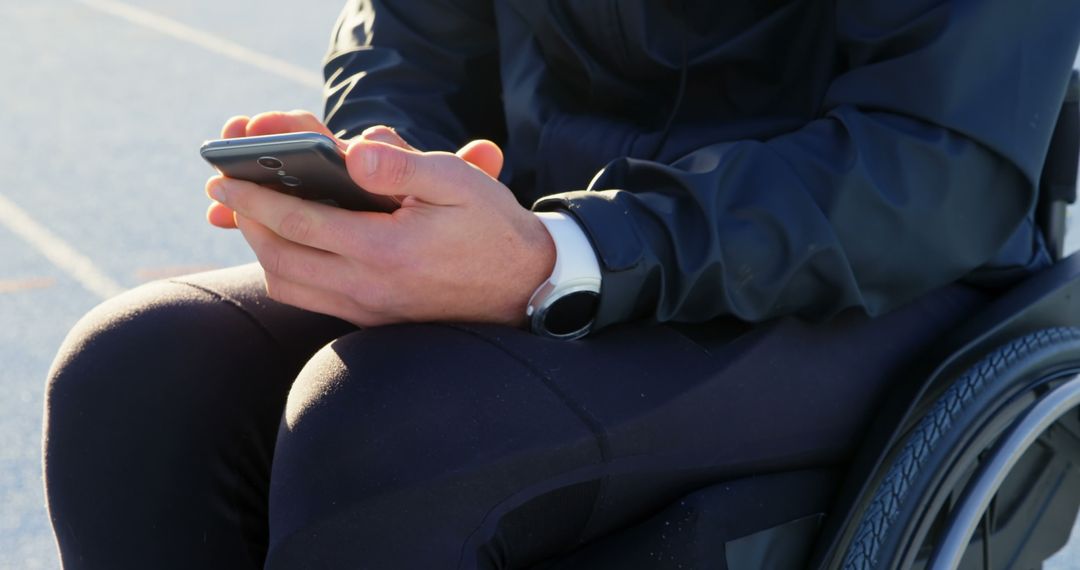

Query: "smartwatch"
(527, 212), (602, 339)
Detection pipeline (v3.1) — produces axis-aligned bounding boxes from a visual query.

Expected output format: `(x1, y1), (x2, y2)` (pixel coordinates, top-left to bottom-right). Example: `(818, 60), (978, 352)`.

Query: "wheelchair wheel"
(840, 327), (1080, 570)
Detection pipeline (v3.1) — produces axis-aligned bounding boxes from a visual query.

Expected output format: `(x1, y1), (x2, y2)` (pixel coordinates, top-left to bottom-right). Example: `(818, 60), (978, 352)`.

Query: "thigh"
(45, 263), (354, 569)
(266, 322), (612, 569)
(165, 262), (356, 363)
(265, 282), (989, 569)
(477, 282), (991, 550)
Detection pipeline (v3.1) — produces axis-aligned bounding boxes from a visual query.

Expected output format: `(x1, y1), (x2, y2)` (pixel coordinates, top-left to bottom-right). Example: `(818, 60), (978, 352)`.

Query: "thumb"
(456, 139), (503, 179)
(345, 140), (481, 206)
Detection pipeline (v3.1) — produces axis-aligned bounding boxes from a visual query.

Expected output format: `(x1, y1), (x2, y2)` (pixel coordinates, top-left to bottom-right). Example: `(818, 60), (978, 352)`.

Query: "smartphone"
(200, 131), (399, 213)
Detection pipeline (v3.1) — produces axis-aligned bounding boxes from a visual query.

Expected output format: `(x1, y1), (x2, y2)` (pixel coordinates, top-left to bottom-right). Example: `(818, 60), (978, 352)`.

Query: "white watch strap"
(532, 212), (601, 296)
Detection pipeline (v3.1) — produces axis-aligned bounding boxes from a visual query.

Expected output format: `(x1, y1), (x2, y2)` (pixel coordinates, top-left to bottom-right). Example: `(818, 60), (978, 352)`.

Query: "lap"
(268, 281), (989, 568)
(48, 263), (991, 569)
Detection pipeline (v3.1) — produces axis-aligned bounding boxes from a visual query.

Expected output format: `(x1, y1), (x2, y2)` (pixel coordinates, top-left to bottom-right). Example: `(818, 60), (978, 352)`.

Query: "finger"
(206, 201), (237, 228)
(456, 139), (503, 179)
(221, 115), (250, 139)
(236, 214), (353, 293)
(345, 140), (485, 206)
(357, 126), (417, 203)
(260, 271), (388, 327)
(206, 175), (388, 254)
(358, 125), (415, 150)
(246, 110), (345, 149)
(240, 217), (395, 323)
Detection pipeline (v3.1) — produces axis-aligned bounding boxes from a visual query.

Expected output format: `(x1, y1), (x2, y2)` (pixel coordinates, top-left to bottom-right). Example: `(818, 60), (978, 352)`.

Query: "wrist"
(504, 213), (557, 328)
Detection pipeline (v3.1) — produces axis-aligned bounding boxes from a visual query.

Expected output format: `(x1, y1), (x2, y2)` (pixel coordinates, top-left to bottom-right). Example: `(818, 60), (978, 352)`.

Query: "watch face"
(541, 291), (599, 337)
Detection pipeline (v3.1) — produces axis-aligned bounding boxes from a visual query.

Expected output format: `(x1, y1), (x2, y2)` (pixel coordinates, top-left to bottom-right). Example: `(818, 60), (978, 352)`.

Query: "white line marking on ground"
(0, 276), (57, 294)
(76, 0), (324, 89)
(0, 194), (124, 300)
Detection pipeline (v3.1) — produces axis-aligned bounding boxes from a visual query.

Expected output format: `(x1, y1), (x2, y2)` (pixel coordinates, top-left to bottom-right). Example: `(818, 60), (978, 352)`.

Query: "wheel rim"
(835, 330), (1080, 570)
(892, 370), (1074, 570)
(928, 373), (1080, 569)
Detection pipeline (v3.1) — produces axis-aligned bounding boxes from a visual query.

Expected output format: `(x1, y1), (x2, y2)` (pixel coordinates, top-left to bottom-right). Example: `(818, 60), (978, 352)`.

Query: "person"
(42, 0), (1080, 568)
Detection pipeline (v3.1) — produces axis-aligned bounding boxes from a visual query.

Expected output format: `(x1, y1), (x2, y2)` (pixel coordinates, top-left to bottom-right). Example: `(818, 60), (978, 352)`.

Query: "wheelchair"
(536, 71), (1080, 570)
(811, 71), (1080, 570)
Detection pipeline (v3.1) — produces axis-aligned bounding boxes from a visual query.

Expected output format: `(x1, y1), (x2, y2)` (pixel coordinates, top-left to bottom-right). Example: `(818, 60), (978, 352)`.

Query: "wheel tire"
(840, 327), (1080, 570)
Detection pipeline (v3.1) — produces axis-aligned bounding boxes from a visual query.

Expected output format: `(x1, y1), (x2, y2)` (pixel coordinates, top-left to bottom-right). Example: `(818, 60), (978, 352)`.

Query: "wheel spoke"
(981, 496), (995, 570)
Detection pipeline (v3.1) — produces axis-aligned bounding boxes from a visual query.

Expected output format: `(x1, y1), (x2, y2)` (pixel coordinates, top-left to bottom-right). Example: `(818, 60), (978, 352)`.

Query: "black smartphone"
(200, 131), (399, 213)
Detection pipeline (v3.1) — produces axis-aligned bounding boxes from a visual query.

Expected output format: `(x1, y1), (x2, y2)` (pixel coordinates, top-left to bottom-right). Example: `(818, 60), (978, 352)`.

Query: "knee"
(43, 278), (291, 565)
(277, 323), (552, 451)
(276, 324), (489, 462)
(270, 323), (549, 508)
(44, 278), (284, 449)
(267, 324), (602, 565)
(272, 322), (596, 494)
(48, 281), (226, 406)
(269, 325), (525, 550)
(44, 281), (229, 493)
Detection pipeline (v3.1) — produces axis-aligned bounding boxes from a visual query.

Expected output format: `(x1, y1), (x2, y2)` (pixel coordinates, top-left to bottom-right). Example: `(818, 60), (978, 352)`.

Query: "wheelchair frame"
(810, 71), (1080, 570)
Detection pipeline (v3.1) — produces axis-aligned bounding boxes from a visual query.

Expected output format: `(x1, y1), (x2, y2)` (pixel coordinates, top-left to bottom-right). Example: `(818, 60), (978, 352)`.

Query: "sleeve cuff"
(533, 190), (659, 331)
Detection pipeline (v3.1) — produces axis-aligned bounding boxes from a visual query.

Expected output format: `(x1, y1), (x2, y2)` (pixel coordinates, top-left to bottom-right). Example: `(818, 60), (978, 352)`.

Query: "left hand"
(205, 131), (556, 328)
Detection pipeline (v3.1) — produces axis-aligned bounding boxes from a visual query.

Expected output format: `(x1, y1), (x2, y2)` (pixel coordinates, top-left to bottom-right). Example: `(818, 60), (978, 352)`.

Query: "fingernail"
(208, 181), (227, 203)
(363, 146), (378, 175)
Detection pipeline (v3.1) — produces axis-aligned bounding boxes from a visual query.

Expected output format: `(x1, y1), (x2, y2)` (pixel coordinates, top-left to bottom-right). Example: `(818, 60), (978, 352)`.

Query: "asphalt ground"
(2, 1), (339, 566)
(1, 2), (1078, 568)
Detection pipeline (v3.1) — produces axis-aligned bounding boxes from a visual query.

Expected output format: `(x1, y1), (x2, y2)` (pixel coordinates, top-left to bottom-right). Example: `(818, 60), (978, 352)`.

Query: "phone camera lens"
(281, 175), (302, 188)
(258, 156), (284, 170)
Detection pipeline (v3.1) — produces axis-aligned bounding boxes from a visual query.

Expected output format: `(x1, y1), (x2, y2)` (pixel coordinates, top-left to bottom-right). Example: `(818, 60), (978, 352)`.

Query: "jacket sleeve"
(534, 0), (1080, 330)
(322, 0), (503, 151)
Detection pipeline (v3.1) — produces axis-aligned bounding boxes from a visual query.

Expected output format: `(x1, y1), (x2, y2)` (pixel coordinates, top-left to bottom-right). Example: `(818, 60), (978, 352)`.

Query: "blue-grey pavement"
(1, 1), (1078, 568)
(1, 1), (339, 567)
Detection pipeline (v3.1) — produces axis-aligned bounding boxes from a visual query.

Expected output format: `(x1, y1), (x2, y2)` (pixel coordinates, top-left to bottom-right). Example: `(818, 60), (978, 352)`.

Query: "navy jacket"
(322, 0), (1080, 330)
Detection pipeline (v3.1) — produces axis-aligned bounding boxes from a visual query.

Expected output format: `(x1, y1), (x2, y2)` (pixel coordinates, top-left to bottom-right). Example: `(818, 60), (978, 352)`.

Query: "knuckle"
(384, 150), (416, 188)
(292, 110), (322, 129)
(221, 115), (248, 137)
(246, 112), (273, 133)
(278, 209), (313, 243)
(360, 125), (388, 138)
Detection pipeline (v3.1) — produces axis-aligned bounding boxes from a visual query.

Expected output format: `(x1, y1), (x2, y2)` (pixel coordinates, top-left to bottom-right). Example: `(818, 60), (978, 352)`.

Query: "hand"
(205, 116), (556, 328)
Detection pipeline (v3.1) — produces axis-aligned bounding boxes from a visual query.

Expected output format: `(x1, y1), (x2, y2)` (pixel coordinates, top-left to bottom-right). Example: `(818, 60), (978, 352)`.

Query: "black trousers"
(43, 264), (989, 569)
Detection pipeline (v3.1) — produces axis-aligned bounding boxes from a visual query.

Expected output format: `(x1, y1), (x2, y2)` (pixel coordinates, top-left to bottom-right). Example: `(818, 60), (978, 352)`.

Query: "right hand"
(204, 110), (537, 327)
